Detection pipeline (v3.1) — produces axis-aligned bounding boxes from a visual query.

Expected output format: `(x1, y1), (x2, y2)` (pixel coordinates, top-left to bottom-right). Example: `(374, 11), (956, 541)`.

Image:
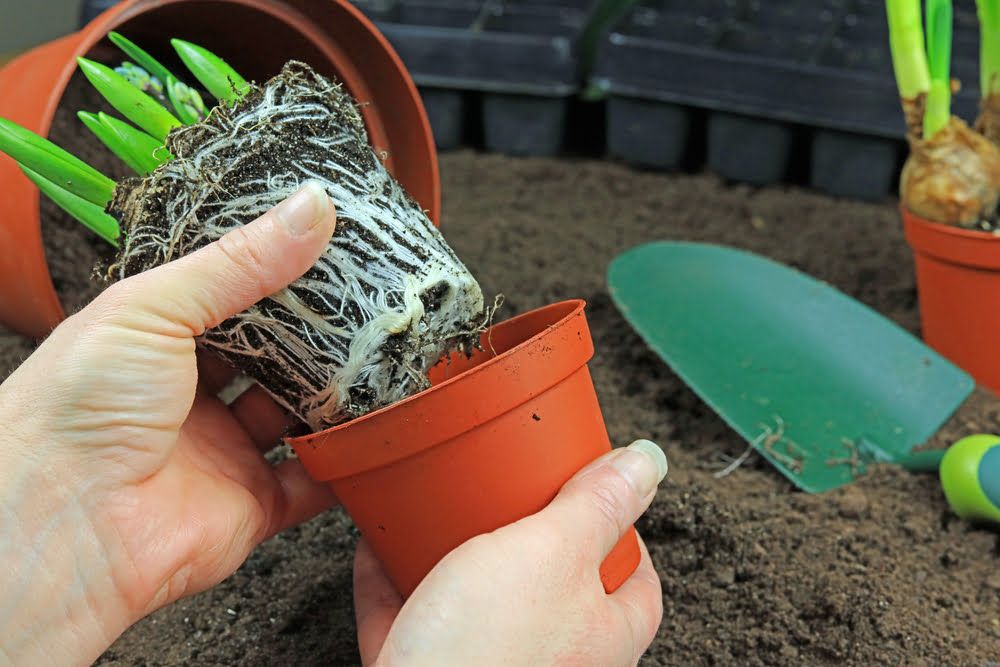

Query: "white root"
(110, 62), (486, 431)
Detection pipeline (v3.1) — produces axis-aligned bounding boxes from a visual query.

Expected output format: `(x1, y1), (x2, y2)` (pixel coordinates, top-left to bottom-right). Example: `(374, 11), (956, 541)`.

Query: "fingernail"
(611, 440), (669, 497)
(275, 181), (330, 236)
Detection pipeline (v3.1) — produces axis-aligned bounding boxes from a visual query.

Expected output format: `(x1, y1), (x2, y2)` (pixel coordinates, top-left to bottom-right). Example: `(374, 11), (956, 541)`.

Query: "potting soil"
(2, 76), (998, 664)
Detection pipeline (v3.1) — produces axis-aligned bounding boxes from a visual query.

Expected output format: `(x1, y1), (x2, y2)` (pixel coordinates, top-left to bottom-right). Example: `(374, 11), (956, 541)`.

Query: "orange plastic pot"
(0, 0), (438, 339)
(287, 300), (642, 598)
(903, 206), (1000, 393)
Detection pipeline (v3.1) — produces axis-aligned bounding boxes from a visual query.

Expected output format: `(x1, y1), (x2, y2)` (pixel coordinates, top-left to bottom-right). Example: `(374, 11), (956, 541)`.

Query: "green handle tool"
(898, 435), (1000, 525)
(859, 436), (997, 526)
(938, 435), (1000, 525)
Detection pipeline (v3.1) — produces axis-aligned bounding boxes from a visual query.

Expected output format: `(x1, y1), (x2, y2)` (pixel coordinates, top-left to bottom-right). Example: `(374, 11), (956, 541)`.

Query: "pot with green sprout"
(0, 35), (485, 429)
(890, 0), (1000, 225)
(0, 0), (439, 340)
(0, 33), (641, 596)
(888, 0), (1000, 392)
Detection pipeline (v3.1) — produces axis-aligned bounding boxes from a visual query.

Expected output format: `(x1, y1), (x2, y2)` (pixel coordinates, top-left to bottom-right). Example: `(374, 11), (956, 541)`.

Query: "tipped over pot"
(0, 0), (437, 339)
(287, 300), (643, 598)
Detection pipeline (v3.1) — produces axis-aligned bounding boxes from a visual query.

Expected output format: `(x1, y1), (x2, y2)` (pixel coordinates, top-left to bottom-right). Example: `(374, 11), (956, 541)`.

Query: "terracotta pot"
(902, 206), (1000, 393)
(0, 0), (438, 339)
(287, 300), (642, 598)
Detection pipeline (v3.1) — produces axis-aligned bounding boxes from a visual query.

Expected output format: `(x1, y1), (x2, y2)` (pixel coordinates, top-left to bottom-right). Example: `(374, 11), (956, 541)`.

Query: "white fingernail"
(275, 181), (330, 236)
(628, 440), (668, 483)
(611, 440), (668, 497)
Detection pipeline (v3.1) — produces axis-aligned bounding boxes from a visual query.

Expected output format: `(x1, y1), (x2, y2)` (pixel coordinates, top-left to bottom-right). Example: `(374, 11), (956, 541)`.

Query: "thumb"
(535, 440), (668, 563)
(106, 181), (336, 336)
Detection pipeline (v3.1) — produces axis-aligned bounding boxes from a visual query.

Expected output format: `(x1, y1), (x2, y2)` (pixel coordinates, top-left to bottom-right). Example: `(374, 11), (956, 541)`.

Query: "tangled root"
(900, 116), (1000, 226)
(109, 62), (486, 431)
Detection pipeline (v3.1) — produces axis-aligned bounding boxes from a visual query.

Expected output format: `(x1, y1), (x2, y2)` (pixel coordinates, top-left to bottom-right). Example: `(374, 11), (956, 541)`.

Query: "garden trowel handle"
(896, 449), (947, 472)
(939, 436), (1000, 526)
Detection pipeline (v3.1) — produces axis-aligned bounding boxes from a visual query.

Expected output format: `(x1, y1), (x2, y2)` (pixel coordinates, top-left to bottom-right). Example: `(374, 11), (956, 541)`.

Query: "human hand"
(0, 182), (339, 665)
(353, 439), (667, 666)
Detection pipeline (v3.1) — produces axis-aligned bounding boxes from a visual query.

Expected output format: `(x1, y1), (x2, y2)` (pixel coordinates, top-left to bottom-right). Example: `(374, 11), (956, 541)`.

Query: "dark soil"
(2, 79), (999, 664)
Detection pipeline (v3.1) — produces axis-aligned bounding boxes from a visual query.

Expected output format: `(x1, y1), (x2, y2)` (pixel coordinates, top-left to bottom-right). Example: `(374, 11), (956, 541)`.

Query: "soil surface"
(3, 129), (1000, 662)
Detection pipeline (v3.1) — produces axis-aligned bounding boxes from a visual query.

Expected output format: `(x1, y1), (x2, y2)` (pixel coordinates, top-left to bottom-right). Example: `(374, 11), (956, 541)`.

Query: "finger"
(534, 440), (668, 562)
(107, 181), (336, 337)
(261, 458), (339, 540)
(229, 384), (296, 451)
(354, 538), (404, 666)
(609, 538), (663, 664)
(196, 349), (237, 394)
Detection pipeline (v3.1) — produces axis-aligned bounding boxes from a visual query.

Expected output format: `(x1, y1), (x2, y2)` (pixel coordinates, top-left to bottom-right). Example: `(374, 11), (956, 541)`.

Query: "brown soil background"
(2, 79), (999, 664)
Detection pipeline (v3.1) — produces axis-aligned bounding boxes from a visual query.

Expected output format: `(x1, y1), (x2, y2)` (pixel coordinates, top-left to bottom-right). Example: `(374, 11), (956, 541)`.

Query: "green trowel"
(607, 241), (975, 493)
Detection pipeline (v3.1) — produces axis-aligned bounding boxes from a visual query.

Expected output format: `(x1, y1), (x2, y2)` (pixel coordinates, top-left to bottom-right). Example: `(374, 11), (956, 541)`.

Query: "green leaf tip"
(108, 32), (206, 123)
(19, 165), (120, 248)
(171, 39), (250, 105)
(108, 31), (174, 87)
(0, 116), (116, 206)
(77, 111), (171, 176)
(100, 112), (174, 171)
(77, 56), (182, 142)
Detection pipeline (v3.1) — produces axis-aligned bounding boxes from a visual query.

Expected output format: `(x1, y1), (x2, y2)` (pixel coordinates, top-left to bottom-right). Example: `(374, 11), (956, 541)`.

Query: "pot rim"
(901, 204), (1000, 271)
(899, 204), (1000, 240)
(287, 299), (595, 480)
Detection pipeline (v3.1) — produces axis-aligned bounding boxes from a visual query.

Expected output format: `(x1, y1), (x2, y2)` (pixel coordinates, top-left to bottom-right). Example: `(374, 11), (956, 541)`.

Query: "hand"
(0, 183), (339, 665)
(354, 440), (667, 666)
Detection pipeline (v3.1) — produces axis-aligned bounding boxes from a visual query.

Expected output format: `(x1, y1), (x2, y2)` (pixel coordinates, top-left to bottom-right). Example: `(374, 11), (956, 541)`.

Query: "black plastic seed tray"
(350, 0), (402, 22)
(353, 0), (601, 155)
(592, 0), (981, 200)
(80, 0), (119, 26)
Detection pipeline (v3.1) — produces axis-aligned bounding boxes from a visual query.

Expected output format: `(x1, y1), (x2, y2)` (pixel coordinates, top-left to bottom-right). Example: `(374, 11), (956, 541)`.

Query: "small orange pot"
(903, 206), (1000, 393)
(287, 300), (642, 598)
(0, 0), (438, 339)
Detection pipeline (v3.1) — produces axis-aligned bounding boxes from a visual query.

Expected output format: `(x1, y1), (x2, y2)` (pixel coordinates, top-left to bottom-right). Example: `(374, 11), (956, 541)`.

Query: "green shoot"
(109, 32), (206, 123)
(20, 166), (119, 247)
(77, 111), (171, 175)
(77, 57), (182, 142)
(886, 0), (931, 100)
(979, 0), (1000, 96)
(924, 0), (953, 137)
(108, 32), (175, 89)
(114, 62), (167, 104)
(98, 112), (174, 170)
(0, 117), (116, 205)
(0, 38), (251, 248)
(172, 39), (250, 105)
(166, 76), (207, 124)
